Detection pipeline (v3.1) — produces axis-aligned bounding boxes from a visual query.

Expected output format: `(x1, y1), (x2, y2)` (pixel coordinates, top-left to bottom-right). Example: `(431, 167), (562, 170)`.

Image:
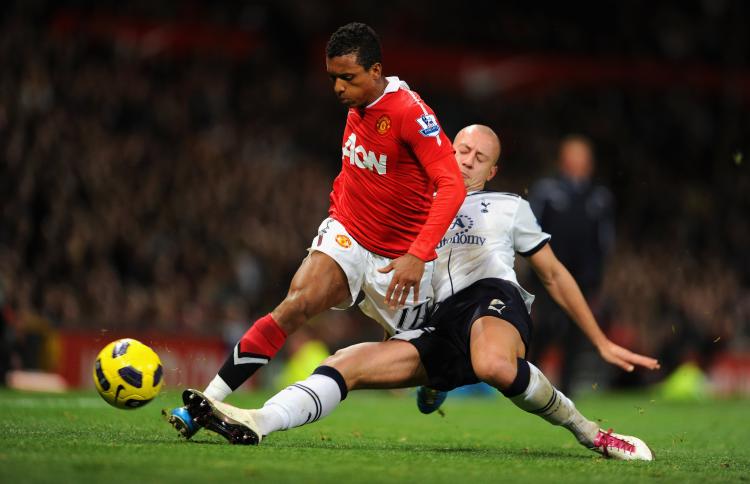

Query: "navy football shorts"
(392, 278), (533, 392)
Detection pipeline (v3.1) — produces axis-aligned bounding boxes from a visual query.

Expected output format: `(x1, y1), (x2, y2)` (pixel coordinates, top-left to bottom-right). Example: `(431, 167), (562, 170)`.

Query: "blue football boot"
(416, 386), (447, 415)
(163, 405), (201, 439)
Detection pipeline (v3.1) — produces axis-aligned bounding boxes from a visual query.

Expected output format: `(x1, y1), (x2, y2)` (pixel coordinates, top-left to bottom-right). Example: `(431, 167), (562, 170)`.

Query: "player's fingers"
(384, 278), (398, 306)
(397, 283), (410, 308)
(378, 262), (394, 274)
(611, 344), (657, 369)
(606, 353), (634, 372)
(412, 281), (420, 304)
(618, 358), (635, 372)
(627, 352), (661, 370)
(389, 283), (403, 309)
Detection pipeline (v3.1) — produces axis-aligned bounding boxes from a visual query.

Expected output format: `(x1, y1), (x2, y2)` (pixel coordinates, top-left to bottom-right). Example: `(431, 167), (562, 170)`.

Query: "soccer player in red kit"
(166, 22), (465, 438)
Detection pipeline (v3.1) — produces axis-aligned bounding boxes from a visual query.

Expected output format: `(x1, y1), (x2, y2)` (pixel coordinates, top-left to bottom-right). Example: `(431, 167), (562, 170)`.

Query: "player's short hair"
(326, 22), (382, 70)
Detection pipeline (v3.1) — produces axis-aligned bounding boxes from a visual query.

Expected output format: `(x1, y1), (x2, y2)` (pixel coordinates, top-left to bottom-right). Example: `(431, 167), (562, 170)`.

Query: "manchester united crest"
(375, 115), (391, 135)
(336, 234), (352, 248)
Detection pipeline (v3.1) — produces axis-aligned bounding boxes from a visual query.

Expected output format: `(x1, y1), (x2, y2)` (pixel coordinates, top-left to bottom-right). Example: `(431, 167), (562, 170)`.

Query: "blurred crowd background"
(1, 0), (748, 392)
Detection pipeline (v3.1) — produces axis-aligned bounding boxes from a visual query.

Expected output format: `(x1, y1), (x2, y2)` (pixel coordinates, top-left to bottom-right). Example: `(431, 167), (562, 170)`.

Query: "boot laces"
(593, 429), (636, 457)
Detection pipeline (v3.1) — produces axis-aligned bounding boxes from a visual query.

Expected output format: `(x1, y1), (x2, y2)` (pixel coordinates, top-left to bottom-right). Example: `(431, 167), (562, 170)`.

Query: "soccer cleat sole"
(162, 407), (199, 439)
(182, 389), (260, 446)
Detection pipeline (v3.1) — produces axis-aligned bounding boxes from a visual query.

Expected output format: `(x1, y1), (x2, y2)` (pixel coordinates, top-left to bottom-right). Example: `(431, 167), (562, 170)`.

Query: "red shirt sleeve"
(400, 104), (466, 261)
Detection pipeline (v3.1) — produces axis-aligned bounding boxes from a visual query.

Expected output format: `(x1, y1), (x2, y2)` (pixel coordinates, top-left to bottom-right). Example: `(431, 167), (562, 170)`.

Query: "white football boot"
(182, 389), (263, 445)
(590, 428), (654, 461)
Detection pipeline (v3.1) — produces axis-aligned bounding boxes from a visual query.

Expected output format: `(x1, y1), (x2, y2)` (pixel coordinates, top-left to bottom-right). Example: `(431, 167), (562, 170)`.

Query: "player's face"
(326, 53), (382, 107)
(454, 128), (499, 191)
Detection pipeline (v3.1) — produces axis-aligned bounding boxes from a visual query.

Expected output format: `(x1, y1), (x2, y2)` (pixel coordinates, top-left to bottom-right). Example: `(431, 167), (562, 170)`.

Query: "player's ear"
(368, 62), (383, 80)
(487, 165), (498, 181)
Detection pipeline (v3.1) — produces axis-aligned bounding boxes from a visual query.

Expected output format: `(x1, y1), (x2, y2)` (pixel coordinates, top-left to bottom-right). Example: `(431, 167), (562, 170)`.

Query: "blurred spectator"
(527, 136), (615, 395)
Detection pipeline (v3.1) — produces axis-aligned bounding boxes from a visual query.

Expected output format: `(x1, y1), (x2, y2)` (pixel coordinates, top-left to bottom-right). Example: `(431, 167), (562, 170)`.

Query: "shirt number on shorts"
(397, 302), (427, 331)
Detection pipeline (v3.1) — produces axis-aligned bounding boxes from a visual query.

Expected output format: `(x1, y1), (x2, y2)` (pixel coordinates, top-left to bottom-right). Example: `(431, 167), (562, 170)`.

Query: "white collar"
(366, 76), (409, 108)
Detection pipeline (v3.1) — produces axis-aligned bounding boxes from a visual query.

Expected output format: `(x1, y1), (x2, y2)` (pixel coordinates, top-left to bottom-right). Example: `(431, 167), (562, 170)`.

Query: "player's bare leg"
(469, 316), (527, 388)
(193, 340), (427, 444)
(204, 250), (351, 400)
(328, 339), (428, 390)
(272, 251), (353, 333)
(166, 252), (350, 439)
(416, 315), (521, 414)
(470, 315), (653, 461)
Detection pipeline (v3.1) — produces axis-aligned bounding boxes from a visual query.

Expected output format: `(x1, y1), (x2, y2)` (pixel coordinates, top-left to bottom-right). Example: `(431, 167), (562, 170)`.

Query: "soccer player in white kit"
(181, 125), (660, 461)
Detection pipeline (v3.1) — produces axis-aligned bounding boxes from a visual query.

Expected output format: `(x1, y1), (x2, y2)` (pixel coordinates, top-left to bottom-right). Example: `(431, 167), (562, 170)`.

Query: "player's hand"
(378, 253), (425, 309)
(597, 339), (661, 372)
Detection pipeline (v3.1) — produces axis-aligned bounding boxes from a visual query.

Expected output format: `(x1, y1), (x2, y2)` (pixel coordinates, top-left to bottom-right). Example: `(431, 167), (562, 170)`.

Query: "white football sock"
(203, 375), (233, 402)
(254, 373), (345, 436)
(510, 362), (599, 447)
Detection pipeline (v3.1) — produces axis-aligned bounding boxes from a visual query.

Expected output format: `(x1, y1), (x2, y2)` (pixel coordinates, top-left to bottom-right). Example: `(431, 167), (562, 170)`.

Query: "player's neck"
(363, 78), (388, 107)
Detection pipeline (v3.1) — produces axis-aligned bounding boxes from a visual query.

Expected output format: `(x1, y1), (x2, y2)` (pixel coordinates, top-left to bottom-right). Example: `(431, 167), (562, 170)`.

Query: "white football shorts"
(308, 217), (433, 335)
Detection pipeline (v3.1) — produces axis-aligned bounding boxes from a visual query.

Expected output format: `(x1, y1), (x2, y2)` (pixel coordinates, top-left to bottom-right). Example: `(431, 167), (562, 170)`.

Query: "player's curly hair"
(326, 22), (382, 70)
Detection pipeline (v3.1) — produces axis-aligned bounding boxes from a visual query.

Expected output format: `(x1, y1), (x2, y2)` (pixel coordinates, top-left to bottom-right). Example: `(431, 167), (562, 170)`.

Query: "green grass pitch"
(0, 389), (747, 483)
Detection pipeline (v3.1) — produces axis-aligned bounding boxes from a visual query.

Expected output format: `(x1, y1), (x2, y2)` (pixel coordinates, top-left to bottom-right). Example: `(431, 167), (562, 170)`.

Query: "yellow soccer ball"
(93, 338), (164, 409)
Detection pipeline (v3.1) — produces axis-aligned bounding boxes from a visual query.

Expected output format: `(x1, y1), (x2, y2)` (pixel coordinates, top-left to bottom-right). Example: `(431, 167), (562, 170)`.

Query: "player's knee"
(320, 346), (360, 388)
(274, 290), (314, 332)
(474, 355), (518, 390)
(322, 347), (349, 367)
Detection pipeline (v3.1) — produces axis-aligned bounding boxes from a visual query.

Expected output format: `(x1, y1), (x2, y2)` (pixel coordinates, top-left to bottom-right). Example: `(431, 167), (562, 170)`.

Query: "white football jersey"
(432, 190), (551, 312)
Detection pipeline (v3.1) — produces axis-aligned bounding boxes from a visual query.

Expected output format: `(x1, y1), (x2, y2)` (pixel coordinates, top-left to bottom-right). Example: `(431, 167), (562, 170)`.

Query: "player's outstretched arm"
(380, 153), (464, 309)
(527, 244), (660, 372)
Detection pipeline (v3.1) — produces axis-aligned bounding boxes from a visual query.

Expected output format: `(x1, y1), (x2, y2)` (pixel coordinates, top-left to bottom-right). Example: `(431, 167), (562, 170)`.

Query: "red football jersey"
(329, 76), (464, 261)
